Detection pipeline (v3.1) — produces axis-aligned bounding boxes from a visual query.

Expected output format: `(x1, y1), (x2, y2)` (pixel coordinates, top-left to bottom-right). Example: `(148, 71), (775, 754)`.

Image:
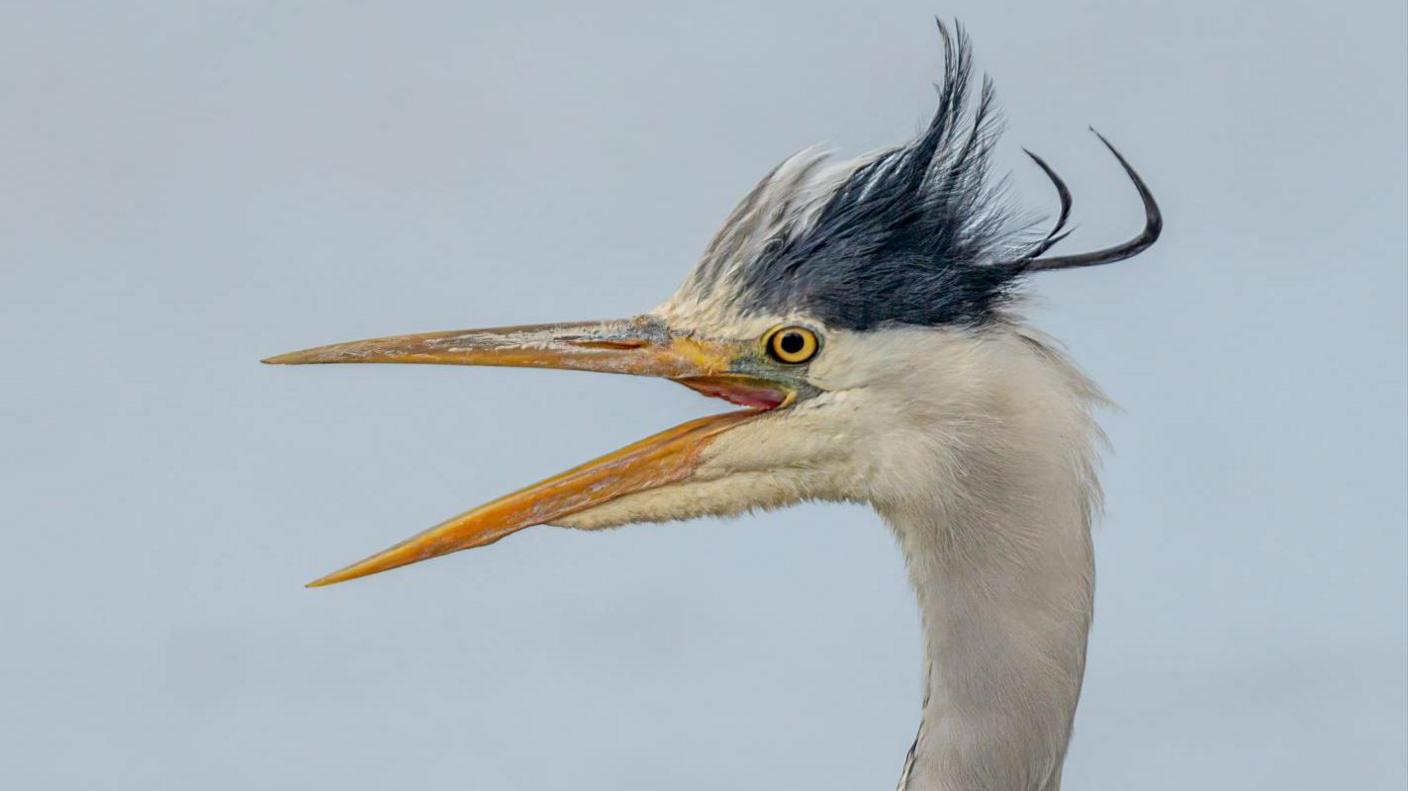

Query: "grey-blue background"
(3, 2), (1404, 789)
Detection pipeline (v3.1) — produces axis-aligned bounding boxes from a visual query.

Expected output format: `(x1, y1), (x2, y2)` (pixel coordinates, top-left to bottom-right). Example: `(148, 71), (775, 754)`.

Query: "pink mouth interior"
(674, 377), (788, 410)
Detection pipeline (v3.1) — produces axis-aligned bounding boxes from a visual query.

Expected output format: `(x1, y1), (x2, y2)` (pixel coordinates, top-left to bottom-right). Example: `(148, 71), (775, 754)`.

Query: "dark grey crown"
(674, 21), (1161, 332)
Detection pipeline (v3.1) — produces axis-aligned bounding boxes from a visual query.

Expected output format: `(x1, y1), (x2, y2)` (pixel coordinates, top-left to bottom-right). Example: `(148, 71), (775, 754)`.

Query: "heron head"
(263, 311), (917, 587)
(264, 24), (1158, 587)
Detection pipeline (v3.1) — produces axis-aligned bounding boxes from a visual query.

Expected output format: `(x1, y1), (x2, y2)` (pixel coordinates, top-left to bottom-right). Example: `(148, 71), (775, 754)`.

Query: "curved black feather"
(713, 22), (1161, 330)
(1021, 149), (1074, 259)
(1022, 129), (1162, 272)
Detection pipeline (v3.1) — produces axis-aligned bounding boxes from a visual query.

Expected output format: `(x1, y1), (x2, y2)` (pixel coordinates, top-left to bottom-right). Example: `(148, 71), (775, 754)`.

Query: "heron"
(265, 22), (1160, 791)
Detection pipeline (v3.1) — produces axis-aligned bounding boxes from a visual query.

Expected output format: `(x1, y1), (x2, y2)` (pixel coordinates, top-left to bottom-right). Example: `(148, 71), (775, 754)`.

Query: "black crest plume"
(702, 20), (1161, 331)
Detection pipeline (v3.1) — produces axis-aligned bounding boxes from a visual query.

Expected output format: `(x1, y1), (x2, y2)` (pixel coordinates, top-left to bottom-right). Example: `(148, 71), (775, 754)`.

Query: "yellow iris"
(765, 326), (820, 364)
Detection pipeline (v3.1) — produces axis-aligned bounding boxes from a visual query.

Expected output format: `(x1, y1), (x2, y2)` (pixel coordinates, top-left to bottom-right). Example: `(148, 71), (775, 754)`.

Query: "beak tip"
(306, 558), (389, 588)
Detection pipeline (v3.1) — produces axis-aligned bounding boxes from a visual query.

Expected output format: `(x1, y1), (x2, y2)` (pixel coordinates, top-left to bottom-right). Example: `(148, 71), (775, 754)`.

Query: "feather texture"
(674, 21), (1032, 331)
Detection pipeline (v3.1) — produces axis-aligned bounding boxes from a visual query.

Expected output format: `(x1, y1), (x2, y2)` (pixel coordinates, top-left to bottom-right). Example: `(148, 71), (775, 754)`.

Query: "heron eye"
(765, 326), (819, 364)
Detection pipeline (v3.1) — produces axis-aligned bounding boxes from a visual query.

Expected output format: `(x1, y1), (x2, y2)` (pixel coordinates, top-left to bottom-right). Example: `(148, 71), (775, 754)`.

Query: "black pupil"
(779, 332), (806, 355)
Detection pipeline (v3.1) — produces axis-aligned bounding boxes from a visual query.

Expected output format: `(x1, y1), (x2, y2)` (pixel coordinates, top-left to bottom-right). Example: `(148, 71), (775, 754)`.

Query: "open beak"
(263, 316), (790, 587)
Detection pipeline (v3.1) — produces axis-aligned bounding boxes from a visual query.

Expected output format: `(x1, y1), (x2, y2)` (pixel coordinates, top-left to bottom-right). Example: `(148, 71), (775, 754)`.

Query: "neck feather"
(876, 328), (1102, 791)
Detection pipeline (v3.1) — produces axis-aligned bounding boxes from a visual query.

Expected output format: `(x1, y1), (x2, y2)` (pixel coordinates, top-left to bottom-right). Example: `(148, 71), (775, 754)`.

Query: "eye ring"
(764, 325), (820, 364)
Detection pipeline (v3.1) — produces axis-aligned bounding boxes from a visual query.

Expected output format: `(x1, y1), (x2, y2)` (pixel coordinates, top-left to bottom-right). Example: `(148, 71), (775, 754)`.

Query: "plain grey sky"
(2, 1), (1404, 789)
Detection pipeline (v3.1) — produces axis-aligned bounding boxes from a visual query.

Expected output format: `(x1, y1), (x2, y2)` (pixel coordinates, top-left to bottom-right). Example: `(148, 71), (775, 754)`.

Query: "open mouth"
(674, 375), (793, 410)
(264, 318), (794, 587)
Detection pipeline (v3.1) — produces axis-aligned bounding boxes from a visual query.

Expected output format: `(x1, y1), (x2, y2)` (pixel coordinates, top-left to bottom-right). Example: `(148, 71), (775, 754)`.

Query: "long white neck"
(869, 328), (1102, 791)
(556, 323), (1104, 788)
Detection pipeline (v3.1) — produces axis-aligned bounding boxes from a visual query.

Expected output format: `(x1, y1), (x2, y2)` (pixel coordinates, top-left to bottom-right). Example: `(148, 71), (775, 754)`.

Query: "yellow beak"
(263, 316), (789, 587)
